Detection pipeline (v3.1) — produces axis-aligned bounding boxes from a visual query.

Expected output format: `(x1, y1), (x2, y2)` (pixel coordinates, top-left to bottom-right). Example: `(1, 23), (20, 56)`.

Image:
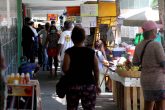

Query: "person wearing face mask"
(45, 25), (60, 78)
(133, 21), (165, 110)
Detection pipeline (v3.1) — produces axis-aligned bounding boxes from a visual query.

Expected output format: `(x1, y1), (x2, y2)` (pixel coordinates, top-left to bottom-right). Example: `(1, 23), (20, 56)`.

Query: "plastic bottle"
(30, 71), (34, 79)
(25, 73), (30, 84)
(20, 73), (25, 84)
(15, 73), (20, 84)
(7, 75), (11, 84)
(10, 73), (15, 84)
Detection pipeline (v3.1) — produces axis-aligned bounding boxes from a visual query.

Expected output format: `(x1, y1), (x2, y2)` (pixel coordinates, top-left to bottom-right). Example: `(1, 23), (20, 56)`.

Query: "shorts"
(143, 90), (165, 101)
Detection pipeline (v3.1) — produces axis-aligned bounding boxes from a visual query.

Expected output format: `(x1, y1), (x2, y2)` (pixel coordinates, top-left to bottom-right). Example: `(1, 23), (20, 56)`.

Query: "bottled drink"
(15, 73), (20, 84)
(10, 73), (15, 84)
(20, 73), (25, 84)
(7, 75), (11, 84)
(25, 73), (30, 84)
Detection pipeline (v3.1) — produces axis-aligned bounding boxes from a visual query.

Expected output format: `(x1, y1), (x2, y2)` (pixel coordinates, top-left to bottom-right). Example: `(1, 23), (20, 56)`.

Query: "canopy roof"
(119, 8), (159, 26)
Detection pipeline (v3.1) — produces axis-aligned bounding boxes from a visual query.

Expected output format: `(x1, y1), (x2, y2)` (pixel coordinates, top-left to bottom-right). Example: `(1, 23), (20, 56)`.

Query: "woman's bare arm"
(93, 54), (101, 94)
(62, 53), (70, 74)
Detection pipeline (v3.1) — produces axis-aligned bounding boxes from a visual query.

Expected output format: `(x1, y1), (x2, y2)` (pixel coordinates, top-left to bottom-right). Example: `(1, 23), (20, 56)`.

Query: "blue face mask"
(51, 30), (56, 33)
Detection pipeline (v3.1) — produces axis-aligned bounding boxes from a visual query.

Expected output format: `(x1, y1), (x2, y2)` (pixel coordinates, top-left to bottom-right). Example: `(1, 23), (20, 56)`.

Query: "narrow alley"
(38, 70), (117, 110)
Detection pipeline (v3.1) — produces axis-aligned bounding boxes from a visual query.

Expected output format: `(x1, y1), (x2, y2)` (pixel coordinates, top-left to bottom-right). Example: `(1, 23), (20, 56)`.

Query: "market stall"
(108, 67), (144, 110)
(6, 73), (42, 110)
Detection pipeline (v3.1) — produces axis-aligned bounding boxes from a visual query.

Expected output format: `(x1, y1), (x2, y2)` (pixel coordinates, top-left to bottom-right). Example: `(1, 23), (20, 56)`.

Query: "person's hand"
(96, 86), (101, 95)
(103, 60), (109, 67)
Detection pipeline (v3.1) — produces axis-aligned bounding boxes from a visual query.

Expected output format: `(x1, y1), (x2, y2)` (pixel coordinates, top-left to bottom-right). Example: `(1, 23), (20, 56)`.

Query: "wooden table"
(6, 80), (42, 110)
(108, 68), (144, 110)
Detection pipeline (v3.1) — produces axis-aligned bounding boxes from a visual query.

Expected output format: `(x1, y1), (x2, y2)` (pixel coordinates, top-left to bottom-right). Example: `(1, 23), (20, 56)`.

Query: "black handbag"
(56, 75), (69, 98)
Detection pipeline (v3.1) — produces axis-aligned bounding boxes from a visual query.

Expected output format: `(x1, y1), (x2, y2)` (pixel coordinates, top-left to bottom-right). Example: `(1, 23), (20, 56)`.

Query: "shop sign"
(47, 14), (58, 21)
(80, 4), (98, 16)
(81, 17), (97, 27)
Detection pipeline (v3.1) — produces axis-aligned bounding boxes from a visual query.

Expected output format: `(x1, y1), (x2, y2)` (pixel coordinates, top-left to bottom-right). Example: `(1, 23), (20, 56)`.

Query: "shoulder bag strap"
(140, 40), (153, 64)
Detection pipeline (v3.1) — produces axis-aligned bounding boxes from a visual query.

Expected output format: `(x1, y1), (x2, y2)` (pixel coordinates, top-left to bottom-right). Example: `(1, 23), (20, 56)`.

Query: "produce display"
(116, 59), (141, 78)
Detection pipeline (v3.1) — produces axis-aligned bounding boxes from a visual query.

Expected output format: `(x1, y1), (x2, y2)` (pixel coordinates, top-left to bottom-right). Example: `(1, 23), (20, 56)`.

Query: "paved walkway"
(37, 70), (117, 110)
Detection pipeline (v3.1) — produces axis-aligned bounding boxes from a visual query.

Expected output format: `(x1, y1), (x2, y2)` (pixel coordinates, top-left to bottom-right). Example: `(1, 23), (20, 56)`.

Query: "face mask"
(51, 30), (56, 33)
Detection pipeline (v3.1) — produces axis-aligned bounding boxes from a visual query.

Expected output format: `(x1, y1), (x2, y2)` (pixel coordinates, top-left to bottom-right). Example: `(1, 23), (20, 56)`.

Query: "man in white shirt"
(29, 21), (38, 37)
(58, 21), (74, 74)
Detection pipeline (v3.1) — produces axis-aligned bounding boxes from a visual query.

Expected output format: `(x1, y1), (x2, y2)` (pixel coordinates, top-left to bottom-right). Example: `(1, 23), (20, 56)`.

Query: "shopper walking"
(62, 26), (101, 110)
(133, 21), (165, 110)
(58, 21), (74, 74)
(38, 22), (50, 70)
(46, 25), (60, 77)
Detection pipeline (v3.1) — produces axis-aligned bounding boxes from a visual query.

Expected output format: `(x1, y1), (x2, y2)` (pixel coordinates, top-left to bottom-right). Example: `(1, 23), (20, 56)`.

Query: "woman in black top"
(63, 26), (101, 110)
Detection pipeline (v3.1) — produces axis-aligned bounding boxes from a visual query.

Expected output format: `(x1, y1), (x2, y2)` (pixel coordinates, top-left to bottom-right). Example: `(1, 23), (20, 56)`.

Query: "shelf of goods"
(6, 80), (42, 110)
(108, 68), (144, 110)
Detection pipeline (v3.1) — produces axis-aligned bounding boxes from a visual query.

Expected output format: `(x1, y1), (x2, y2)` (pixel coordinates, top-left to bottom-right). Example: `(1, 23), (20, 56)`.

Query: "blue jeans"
(43, 47), (48, 66)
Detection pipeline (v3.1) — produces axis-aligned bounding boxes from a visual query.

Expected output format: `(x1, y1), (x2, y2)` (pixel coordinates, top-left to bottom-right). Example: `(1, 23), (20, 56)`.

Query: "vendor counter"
(6, 80), (42, 110)
(108, 68), (144, 110)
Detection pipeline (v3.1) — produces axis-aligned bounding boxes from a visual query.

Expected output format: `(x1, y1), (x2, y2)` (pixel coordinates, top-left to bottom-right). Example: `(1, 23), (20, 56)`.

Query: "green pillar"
(17, 0), (22, 66)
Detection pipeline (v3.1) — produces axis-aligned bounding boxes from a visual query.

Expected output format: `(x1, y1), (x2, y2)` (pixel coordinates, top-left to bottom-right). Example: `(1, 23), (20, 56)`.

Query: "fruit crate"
(116, 69), (141, 78)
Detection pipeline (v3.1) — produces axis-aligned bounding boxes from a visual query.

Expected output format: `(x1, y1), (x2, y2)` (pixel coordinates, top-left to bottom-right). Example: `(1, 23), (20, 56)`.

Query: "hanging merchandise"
(134, 32), (163, 46)
(99, 24), (109, 41)
(84, 27), (96, 47)
(154, 32), (163, 45)
(106, 27), (115, 44)
(134, 33), (144, 46)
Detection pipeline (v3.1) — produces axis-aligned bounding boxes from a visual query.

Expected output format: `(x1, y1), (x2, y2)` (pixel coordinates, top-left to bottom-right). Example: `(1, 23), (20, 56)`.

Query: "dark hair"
(95, 40), (103, 49)
(64, 21), (73, 30)
(24, 17), (31, 23)
(143, 30), (153, 40)
(71, 26), (85, 44)
(51, 20), (55, 25)
(45, 22), (50, 31)
(28, 21), (34, 26)
(49, 25), (57, 33)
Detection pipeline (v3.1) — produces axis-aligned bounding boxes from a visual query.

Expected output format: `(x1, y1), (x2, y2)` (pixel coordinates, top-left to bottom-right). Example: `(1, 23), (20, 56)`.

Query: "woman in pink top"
(133, 21), (165, 110)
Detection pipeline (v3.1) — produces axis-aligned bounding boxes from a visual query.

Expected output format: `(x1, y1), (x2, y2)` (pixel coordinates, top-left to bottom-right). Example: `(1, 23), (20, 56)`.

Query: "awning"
(119, 8), (159, 26)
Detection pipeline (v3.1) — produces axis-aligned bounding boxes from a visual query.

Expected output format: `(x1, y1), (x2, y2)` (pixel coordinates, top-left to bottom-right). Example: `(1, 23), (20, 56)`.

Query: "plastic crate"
(112, 51), (125, 57)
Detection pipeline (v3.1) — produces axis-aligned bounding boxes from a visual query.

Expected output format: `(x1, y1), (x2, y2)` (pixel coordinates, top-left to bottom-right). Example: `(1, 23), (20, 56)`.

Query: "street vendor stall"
(6, 72), (42, 110)
(108, 67), (144, 110)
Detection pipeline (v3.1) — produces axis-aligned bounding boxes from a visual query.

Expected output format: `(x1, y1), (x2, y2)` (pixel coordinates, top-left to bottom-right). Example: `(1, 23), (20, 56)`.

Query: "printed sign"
(81, 17), (97, 27)
(80, 4), (98, 16)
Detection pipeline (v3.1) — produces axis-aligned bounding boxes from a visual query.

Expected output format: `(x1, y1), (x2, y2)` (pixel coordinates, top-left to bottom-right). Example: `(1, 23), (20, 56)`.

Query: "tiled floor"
(38, 69), (117, 110)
